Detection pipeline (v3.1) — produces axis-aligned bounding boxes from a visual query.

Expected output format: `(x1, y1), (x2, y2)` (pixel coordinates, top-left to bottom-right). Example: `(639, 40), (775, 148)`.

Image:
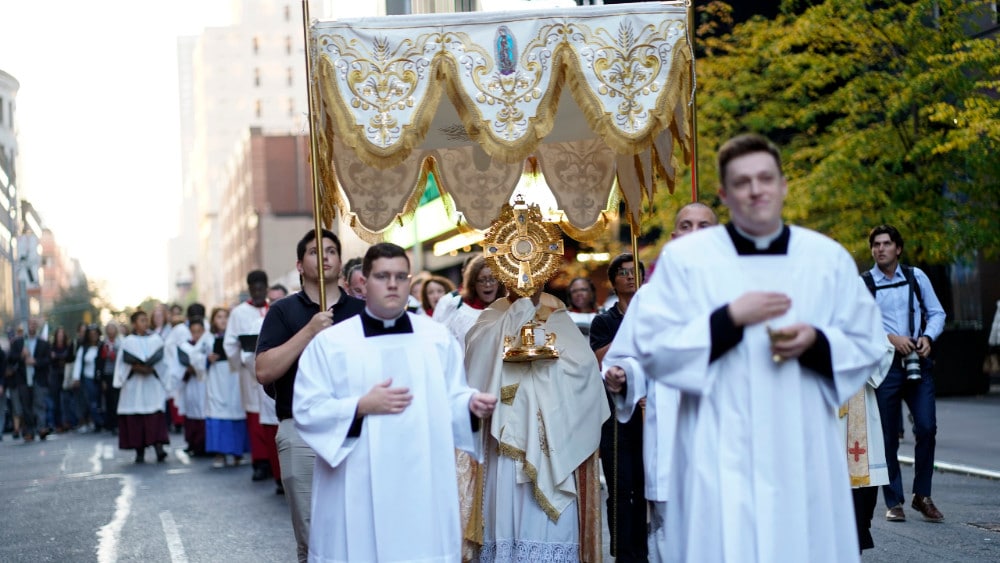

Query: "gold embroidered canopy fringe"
(308, 2), (693, 238)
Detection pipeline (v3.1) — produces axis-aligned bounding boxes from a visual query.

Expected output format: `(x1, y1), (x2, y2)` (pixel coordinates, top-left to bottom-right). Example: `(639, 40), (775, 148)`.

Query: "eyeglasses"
(615, 268), (636, 278)
(369, 272), (412, 284)
(476, 277), (498, 286)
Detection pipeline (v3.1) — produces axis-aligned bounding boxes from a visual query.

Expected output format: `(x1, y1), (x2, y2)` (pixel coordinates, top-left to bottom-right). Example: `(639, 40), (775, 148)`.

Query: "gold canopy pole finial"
(301, 0), (326, 310)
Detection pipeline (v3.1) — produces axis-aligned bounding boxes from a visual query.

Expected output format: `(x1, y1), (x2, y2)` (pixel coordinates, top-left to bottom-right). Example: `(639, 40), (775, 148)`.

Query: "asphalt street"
(1, 390), (997, 562)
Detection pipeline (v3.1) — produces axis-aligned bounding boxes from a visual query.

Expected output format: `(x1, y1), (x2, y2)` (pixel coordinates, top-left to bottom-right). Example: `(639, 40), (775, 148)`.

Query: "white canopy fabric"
(310, 1), (692, 238)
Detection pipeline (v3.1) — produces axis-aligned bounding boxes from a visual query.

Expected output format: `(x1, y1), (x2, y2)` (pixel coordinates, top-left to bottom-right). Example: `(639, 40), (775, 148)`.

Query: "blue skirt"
(205, 418), (249, 456)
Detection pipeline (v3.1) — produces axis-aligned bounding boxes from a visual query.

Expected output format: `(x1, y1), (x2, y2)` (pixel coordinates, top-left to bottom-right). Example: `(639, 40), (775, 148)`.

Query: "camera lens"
(904, 351), (922, 380)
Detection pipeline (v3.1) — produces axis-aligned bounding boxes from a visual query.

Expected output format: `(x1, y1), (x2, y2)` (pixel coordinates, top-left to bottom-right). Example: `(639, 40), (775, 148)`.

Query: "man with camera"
(865, 224), (946, 523)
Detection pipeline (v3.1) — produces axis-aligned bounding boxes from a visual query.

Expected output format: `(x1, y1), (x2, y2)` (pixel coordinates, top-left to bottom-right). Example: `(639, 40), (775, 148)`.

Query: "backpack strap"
(860, 271), (877, 297)
(900, 265), (928, 336)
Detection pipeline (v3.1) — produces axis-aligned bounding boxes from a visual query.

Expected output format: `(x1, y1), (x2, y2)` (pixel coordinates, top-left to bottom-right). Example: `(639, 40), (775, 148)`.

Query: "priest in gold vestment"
(463, 288), (609, 562)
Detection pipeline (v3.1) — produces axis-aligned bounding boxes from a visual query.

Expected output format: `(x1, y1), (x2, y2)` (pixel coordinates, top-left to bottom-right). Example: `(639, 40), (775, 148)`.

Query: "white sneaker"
(77, 425), (89, 434)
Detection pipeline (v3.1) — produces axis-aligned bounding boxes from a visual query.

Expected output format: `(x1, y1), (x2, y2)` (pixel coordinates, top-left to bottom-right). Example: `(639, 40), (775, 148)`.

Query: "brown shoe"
(886, 505), (906, 522)
(912, 495), (944, 522)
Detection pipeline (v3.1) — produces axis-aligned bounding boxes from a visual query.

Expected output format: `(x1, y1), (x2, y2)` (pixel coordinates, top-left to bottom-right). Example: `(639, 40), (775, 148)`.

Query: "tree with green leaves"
(46, 278), (102, 334)
(652, 0), (999, 265)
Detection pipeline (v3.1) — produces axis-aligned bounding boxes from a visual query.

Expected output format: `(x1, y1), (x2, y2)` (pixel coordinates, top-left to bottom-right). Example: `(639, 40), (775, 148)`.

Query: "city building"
(173, 0), (316, 307)
(0, 69), (19, 325)
(218, 129), (315, 304)
(39, 228), (82, 318)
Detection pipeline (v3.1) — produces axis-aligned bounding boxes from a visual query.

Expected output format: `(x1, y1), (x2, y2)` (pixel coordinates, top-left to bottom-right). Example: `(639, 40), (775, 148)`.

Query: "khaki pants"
(277, 418), (315, 563)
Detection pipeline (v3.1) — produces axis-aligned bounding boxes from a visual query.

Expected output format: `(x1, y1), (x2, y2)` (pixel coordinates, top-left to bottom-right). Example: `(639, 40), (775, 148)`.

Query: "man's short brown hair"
(717, 133), (783, 186)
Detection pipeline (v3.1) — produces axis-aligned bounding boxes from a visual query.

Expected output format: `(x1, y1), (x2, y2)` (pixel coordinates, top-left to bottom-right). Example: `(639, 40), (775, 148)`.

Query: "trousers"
(277, 418), (315, 563)
(875, 359), (937, 507)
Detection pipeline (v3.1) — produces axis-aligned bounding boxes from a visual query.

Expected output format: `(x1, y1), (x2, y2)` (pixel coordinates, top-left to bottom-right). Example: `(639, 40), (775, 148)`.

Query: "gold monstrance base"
(503, 320), (560, 362)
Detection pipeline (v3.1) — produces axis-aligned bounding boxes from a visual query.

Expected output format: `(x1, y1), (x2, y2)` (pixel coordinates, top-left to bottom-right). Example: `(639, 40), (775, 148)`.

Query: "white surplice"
(224, 301), (267, 414)
(609, 225), (884, 563)
(114, 333), (170, 415)
(164, 323), (191, 414)
(177, 335), (209, 420)
(199, 334), (245, 421)
(440, 298), (487, 346)
(294, 313), (480, 563)
(605, 306), (680, 504)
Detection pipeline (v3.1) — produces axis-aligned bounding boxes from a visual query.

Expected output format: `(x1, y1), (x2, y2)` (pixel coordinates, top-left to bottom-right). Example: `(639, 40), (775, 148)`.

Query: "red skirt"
(184, 418), (206, 454)
(118, 413), (170, 450)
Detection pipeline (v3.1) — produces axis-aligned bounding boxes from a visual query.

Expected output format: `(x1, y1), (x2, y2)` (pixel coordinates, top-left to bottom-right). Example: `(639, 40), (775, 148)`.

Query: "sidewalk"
(897, 386), (1000, 478)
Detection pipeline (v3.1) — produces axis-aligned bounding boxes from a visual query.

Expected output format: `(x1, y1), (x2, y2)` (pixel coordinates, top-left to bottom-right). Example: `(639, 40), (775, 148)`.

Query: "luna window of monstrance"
(482, 197), (565, 298)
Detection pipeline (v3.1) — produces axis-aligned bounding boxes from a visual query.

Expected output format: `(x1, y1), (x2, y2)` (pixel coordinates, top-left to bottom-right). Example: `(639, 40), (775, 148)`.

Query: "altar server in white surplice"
(114, 310), (171, 464)
(294, 243), (497, 563)
(177, 320), (210, 456)
(225, 270), (272, 482)
(600, 202), (718, 562)
(604, 133), (884, 563)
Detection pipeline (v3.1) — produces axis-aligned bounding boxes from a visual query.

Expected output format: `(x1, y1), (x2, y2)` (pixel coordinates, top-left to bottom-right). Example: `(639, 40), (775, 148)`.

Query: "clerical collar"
(726, 223), (790, 255)
(361, 309), (413, 337)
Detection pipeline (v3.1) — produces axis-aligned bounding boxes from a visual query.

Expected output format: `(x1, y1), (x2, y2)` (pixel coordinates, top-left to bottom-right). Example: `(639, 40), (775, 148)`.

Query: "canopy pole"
(688, 1), (699, 203)
(630, 220), (641, 288)
(301, 0), (326, 310)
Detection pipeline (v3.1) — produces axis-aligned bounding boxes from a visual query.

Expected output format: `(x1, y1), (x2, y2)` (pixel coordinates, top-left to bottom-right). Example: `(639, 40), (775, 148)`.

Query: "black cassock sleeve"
(798, 329), (833, 380)
(709, 305), (744, 363)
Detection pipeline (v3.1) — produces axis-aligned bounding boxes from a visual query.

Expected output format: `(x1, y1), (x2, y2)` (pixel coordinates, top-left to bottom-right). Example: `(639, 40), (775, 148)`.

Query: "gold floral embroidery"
(537, 410), (550, 457)
(500, 383), (519, 406)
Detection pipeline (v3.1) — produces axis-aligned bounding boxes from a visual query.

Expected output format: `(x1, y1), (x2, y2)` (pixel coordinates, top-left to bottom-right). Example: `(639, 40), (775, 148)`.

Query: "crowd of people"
(0, 133), (951, 562)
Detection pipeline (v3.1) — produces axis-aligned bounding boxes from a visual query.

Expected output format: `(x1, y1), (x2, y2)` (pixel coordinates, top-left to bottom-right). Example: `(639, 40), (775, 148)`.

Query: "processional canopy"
(308, 1), (693, 239)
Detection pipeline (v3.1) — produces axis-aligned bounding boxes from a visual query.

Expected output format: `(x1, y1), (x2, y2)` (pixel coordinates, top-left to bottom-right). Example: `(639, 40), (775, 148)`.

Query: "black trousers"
(599, 394), (647, 561)
(852, 486), (879, 551)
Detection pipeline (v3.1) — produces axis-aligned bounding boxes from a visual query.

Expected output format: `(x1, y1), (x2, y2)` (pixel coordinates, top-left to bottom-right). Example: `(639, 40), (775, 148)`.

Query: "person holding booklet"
(224, 270), (274, 482)
(114, 309), (171, 463)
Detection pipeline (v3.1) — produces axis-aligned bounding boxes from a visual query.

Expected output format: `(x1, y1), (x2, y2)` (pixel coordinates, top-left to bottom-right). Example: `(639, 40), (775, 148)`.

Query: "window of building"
(255, 100), (262, 118)
(286, 36), (292, 55)
(253, 36), (260, 54)
(254, 68), (261, 87)
(0, 96), (4, 126)
(285, 4), (291, 22)
(454, 0), (476, 12)
(288, 98), (295, 117)
(287, 67), (294, 87)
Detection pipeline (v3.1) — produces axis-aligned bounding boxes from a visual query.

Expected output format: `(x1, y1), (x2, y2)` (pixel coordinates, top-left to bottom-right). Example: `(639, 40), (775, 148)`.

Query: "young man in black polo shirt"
(255, 229), (364, 563)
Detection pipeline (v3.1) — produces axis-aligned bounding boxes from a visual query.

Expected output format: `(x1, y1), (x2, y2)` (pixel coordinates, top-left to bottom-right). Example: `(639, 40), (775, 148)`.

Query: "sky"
(0, 1), (232, 309)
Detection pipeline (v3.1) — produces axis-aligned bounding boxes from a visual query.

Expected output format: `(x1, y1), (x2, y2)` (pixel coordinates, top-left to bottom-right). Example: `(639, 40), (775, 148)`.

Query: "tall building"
(168, 36), (200, 305)
(39, 228), (79, 318)
(175, 0), (317, 307)
(219, 129), (315, 304)
(0, 69), (18, 324)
